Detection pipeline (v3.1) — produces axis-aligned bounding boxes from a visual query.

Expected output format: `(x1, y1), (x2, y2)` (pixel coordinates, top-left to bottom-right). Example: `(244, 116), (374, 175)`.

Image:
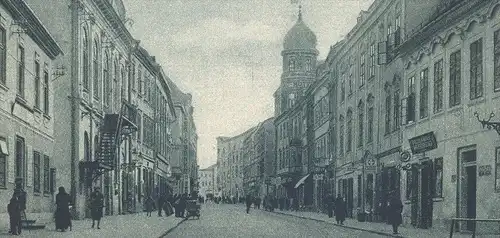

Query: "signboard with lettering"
(408, 132), (437, 154)
(479, 165), (492, 177)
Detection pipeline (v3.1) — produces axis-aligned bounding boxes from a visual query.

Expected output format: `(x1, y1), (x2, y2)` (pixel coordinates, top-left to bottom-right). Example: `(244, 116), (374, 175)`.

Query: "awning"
(0, 138), (9, 155)
(294, 174), (310, 188)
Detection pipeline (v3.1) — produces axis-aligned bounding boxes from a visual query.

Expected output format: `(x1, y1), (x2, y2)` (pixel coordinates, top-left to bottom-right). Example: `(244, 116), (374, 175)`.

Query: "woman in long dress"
(90, 187), (104, 229)
(55, 186), (71, 232)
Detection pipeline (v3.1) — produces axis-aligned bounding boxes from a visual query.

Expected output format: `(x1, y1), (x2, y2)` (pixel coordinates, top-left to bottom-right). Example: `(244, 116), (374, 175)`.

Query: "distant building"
(198, 164), (216, 199)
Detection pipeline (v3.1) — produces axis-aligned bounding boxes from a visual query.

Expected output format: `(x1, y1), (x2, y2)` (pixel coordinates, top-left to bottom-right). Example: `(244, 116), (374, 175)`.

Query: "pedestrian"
(8, 196), (21, 235)
(245, 194), (252, 214)
(157, 194), (165, 217)
(90, 187), (104, 229)
(335, 194), (347, 225)
(325, 193), (335, 218)
(387, 191), (403, 235)
(145, 195), (154, 217)
(255, 196), (261, 209)
(55, 186), (72, 232)
(179, 193), (187, 217)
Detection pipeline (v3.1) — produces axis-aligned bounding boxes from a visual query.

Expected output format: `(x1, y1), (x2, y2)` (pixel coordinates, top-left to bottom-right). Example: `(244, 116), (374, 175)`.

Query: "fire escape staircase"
(80, 101), (138, 183)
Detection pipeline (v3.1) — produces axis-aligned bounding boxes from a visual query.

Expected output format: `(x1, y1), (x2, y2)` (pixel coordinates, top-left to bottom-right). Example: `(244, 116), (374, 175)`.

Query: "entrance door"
(458, 149), (477, 232)
(347, 178), (354, 218)
(420, 160), (433, 229)
(410, 164), (419, 227)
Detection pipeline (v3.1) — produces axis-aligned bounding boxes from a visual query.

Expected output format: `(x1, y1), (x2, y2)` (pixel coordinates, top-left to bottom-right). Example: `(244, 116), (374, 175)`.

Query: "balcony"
(277, 165), (302, 177)
(121, 100), (137, 129)
(289, 138), (302, 147)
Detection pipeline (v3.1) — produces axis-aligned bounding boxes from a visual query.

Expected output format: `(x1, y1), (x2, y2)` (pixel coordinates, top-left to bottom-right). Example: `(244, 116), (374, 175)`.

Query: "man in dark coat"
(8, 196), (21, 235)
(255, 196), (261, 209)
(387, 191), (403, 235)
(335, 194), (347, 225)
(325, 193), (335, 218)
(90, 187), (104, 229)
(245, 194), (253, 214)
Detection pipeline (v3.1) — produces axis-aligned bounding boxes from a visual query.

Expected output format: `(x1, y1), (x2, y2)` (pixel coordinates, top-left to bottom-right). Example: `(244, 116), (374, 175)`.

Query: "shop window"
(405, 169), (412, 200)
(433, 158), (443, 197)
(33, 151), (41, 193)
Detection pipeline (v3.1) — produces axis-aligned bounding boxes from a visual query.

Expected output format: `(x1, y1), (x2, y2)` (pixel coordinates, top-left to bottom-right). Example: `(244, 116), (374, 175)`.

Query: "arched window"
(94, 135), (99, 161)
(339, 115), (344, 156)
(103, 51), (110, 107)
(84, 132), (90, 162)
(82, 28), (90, 91)
(121, 66), (126, 100)
(93, 39), (100, 99)
(347, 109), (353, 152)
(114, 59), (119, 107)
(358, 101), (364, 147)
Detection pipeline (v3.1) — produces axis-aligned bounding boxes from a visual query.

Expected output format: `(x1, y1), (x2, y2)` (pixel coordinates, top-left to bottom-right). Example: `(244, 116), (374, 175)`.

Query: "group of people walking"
(144, 192), (198, 218)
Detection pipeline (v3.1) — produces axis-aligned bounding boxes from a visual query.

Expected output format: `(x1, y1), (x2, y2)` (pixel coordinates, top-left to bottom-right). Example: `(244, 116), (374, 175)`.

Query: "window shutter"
(26, 145), (32, 187)
(7, 136), (14, 184)
(377, 41), (387, 65)
(400, 97), (408, 126)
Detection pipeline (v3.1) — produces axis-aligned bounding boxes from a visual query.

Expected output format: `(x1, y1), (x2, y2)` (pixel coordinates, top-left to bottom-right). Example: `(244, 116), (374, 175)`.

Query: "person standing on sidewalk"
(387, 191), (403, 235)
(55, 187), (71, 232)
(325, 193), (335, 218)
(145, 195), (154, 217)
(90, 187), (104, 229)
(8, 196), (21, 235)
(245, 194), (253, 214)
(334, 194), (347, 225)
(157, 194), (165, 217)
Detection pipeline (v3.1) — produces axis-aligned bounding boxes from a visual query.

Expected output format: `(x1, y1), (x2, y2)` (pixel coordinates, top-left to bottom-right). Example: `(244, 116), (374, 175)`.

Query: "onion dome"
(283, 6), (317, 51)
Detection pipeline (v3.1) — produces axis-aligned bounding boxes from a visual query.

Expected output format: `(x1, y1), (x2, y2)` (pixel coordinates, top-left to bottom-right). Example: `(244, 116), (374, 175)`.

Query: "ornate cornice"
(3, 0), (63, 59)
(403, 0), (499, 68)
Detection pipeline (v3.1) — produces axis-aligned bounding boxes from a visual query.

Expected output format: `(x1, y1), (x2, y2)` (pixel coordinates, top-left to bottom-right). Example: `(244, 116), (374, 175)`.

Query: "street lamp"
(474, 112), (500, 136)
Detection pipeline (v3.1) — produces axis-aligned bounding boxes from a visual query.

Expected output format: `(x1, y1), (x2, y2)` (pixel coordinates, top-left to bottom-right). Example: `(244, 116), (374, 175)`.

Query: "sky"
(124, 0), (374, 169)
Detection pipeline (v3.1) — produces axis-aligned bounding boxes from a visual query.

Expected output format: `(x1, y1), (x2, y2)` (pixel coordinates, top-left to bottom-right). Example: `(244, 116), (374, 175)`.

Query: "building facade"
(274, 8), (318, 208)
(398, 0), (500, 232)
(0, 0), (63, 220)
(198, 164), (215, 199)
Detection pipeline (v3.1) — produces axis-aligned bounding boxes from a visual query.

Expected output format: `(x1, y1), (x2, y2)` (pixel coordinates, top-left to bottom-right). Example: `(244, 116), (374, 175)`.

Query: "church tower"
(275, 6), (318, 117)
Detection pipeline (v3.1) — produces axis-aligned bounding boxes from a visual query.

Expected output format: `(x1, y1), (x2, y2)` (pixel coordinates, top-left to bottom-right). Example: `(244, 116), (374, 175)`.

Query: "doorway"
(420, 160), (433, 229)
(458, 149), (477, 232)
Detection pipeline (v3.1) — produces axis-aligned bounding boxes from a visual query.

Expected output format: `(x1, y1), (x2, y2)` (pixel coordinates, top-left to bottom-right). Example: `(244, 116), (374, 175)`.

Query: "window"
(0, 137), (6, 188)
(0, 26), (6, 85)
(420, 68), (429, 119)
(407, 76), (416, 122)
(138, 66), (143, 96)
(82, 29), (90, 91)
(305, 58), (311, 72)
(43, 70), (49, 115)
(347, 110), (352, 152)
(393, 89), (400, 131)
(341, 74), (346, 101)
(370, 42), (376, 78)
(349, 65), (353, 95)
(360, 52), (365, 87)
(15, 136), (25, 185)
(433, 60), (444, 113)
(395, 15), (401, 46)
(113, 60), (119, 106)
(494, 30), (500, 91)
(496, 147), (500, 192)
(34, 60), (41, 108)
(358, 101), (364, 147)
(33, 151), (41, 193)
(121, 67), (126, 99)
(289, 57), (296, 72)
(449, 50), (461, 107)
(469, 39), (483, 99)
(385, 95), (391, 134)
(43, 155), (49, 194)
(131, 63), (136, 91)
(367, 106), (373, 143)
(339, 115), (344, 156)
(18, 45), (25, 98)
(433, 158), (443, 197)
(93, 40), (100, 99)
(104, 52), (110, 107)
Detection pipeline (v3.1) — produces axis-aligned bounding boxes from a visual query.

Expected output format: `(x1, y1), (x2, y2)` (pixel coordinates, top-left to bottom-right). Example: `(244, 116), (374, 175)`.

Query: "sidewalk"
(0, 212), (185, 238)
(249, 205), (495, 238)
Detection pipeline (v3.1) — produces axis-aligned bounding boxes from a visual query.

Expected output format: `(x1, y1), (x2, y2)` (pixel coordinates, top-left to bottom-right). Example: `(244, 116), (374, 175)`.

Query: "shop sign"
(479, 165), (492, 176)
(409, 132), (437, 154)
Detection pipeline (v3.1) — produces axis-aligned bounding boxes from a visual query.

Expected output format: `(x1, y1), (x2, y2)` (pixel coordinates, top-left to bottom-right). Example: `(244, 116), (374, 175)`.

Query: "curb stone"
(271, 210), (405, 238)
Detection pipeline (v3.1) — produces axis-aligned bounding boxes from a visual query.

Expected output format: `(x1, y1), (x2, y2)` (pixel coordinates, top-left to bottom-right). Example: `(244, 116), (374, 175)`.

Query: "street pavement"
(0, 212), (184, 238)
(163, 203), (387, 238)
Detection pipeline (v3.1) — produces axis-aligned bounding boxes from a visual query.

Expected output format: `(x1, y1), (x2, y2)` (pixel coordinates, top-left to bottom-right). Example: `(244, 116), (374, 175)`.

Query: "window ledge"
(467, 97), (485, 107)
(43, 114), (51, 120)
(431, 110), (445, 119)
(404, 121), (417, 129)
(433, 197), (444, 202)
(418, 117), (430, 124)
(33, 107), (43, 114)
(15, 95), (33, 113)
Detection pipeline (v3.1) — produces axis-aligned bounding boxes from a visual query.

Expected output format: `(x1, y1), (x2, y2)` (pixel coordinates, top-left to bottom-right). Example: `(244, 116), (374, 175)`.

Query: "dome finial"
(298, 5), (302, 21)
